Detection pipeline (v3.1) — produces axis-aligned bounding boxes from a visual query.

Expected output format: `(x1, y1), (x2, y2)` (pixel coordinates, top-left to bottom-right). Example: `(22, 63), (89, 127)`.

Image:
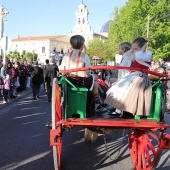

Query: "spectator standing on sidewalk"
(11, 62), (19, 97)
(44, 58), (59, 102)
(42, 59), (49, 94)
(24, 60), (30, 89)
(30, 61), (43, 100)
(18, 59), (27, 91)
(3, 73), (10, 103)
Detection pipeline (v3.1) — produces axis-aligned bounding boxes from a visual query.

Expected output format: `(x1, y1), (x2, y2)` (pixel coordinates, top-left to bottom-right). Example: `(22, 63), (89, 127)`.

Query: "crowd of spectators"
(0, 56), (34, 103)
(0, 55), (59, 104)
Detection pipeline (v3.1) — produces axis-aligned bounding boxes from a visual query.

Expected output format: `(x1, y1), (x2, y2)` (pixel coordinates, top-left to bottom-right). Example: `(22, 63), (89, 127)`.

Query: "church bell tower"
(71, 2), (94, 46)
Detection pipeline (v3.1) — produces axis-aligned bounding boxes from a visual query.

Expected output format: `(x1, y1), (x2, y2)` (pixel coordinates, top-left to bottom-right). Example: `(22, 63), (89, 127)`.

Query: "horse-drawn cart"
(50, 66), (170, 170)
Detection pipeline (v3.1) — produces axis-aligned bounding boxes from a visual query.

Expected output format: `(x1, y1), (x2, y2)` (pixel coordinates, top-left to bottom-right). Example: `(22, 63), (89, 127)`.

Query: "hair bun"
(144, 38), (148, 43)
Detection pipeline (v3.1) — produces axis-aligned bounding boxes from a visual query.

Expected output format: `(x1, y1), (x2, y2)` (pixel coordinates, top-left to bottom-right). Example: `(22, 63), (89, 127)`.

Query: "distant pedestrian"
(30, 61), (43, 100)
(11, 62), (19, 97)
(44, 58), (59, 102)
(42, 59), (49, 94)
(18, 60), (27, 91)
(3, 73), (10, 103)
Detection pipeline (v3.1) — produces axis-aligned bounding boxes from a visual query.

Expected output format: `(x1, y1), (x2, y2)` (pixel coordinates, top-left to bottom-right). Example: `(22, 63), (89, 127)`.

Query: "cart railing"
(59, 65), (168, 78)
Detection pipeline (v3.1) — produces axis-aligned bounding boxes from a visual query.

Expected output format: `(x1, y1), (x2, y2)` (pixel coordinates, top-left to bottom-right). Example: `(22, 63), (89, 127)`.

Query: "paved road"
(0, 90), (170, 170)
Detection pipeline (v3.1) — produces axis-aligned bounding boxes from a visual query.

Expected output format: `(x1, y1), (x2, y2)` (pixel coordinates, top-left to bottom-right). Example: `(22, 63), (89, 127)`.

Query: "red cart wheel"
(128, 129), (163, 170)
(52, 78), (62, 170)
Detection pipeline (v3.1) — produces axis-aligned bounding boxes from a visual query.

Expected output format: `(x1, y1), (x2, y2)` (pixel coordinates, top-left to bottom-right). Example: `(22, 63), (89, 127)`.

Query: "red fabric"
(97, 78), (109, 89)
(12, 67), (19, 78)
(132, 60), (151, 70)
(0, 77), (4, 85)
(151, 68), (157, 72)
(0, 76), (4, 89)
(25, 66), (29, 76)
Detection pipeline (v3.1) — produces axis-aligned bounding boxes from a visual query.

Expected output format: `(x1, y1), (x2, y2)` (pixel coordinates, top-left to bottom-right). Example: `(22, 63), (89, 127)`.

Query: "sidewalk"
(0, 88), (32, 110)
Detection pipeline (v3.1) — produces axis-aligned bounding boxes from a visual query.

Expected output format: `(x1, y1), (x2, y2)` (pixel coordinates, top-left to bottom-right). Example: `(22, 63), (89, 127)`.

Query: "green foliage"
(7, 51), (21, 61)
(7, 50), (38, 61)
(86, 38), (113, 64)
(148, 0), (170, 59)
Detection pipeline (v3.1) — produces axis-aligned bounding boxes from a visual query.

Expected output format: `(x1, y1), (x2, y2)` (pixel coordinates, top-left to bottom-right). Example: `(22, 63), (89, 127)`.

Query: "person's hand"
(141, 42), (148, 52)
(144, 37), (148, 42)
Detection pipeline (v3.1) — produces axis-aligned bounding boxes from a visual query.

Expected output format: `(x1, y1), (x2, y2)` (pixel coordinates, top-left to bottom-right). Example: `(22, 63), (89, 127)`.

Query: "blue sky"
(1, 0), (127, 39)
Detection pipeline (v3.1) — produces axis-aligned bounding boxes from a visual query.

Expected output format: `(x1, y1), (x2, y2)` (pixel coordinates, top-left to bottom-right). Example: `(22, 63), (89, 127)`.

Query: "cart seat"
(65, 86), (88, 119)
(135, 81), (163, 122)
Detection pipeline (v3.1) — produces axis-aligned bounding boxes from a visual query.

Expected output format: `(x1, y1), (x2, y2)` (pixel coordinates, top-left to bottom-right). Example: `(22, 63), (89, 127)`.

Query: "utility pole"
(146, 15), (150, 39)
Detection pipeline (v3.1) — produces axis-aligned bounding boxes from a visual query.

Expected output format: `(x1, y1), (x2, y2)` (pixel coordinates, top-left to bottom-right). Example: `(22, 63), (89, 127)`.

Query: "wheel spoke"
(141, 138), (146, 169)
(144, 139), (151, 165)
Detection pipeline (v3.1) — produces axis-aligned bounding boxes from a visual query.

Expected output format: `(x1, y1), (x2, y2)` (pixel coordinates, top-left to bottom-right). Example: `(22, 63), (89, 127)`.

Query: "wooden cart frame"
(50, 66), (170, 170)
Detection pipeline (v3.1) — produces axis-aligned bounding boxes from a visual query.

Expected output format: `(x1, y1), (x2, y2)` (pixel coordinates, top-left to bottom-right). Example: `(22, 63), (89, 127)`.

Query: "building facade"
(11, 35), (70, 63)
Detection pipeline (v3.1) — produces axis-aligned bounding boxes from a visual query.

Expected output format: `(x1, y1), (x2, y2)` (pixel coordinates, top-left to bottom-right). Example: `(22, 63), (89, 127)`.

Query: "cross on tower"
(0, 5), (9, 39)
(0, 5), (9, 20)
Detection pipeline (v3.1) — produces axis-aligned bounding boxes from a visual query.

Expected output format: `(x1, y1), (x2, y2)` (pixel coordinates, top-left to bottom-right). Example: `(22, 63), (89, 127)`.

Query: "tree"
(86, 38), (113, 64)
(7, 50), (38, 61)
(7, 51), (21, 61)
(148, 0), (170, 59)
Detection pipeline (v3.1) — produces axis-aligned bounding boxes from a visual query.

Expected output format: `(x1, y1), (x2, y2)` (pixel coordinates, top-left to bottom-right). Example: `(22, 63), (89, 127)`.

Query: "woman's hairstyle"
(16, 61), (20, 66)
(33, 61), (38, 65)
(70, 35), (85, 49)
(4, 61), (12, 69)
(133, 37), (148, 48)
(119, 42), (132, 52)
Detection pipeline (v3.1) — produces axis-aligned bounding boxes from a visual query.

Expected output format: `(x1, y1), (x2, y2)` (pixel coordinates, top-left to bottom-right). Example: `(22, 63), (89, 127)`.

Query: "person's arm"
(84, 54), (91, 67)
(135, 51), (152, 62)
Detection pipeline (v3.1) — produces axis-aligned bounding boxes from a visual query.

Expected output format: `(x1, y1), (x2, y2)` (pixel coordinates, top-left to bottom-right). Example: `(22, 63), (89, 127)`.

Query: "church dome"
(100, 20), (112, 33)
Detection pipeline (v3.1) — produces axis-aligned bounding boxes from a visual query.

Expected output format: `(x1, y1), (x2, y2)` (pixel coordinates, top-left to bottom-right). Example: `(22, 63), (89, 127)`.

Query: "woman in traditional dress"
(59, 35), (107, 112)
(105, 37), (152, 116)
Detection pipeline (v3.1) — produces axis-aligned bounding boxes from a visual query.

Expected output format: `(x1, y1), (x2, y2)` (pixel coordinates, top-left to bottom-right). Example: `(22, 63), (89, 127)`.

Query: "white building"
(11, 35), (70, 63)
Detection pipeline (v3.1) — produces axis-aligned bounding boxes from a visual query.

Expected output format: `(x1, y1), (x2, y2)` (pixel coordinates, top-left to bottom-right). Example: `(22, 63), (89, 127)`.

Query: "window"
(16, 44), (18, 47)
(83, 18), (85, 24)
(78, 18), (81, 24)
(32, 50), (35, 54)
(42, 47), (45, 53)
(61, 48), (63, 54)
